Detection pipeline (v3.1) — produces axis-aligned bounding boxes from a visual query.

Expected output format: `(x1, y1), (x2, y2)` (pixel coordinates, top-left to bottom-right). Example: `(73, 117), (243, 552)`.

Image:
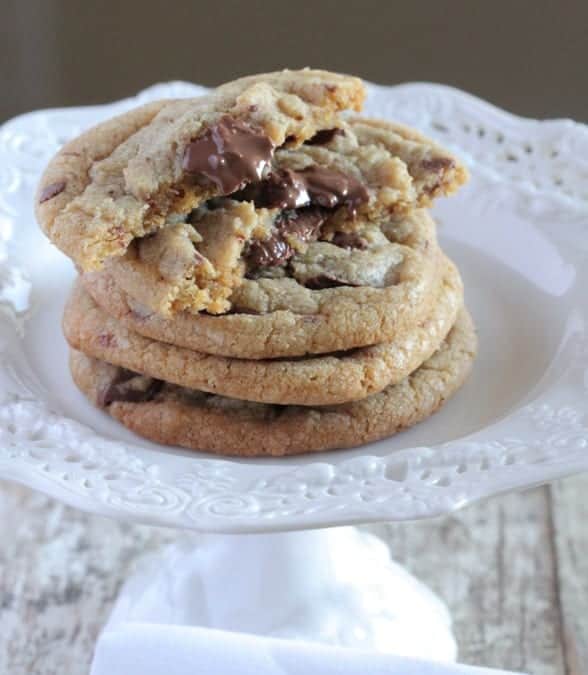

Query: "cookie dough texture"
(83, 209), (441, 358)
(36, 68), (467, 318)
(37, 70), (365, 270)
(63, 255), (462, 406)
(98, 114), (467, 317)
(39, 67), (476, 456)
(69, 309), (476, 456)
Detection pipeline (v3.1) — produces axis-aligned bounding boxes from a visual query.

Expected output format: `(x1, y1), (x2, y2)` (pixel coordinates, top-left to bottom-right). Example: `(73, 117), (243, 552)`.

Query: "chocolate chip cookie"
(37, 67), (477, 457)
(37, 69), (467, 317)
(37, 70), (363, 269)
(69, 309), (477, 456)
(63, 254), (462, 406)
(83, 208), (442, 358)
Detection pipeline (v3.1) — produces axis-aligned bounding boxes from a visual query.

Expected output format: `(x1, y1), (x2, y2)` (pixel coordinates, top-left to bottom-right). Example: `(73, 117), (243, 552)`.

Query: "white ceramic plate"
(0, 81), (587, 533)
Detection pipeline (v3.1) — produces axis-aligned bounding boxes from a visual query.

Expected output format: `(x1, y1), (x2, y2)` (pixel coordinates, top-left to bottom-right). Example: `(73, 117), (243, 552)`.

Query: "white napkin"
(91, 623), (521, 675)
(90, 531), (525, 675)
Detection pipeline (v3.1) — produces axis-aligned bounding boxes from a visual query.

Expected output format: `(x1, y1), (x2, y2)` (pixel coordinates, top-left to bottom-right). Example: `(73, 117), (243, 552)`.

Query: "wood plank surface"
(371, 487), (566, 674)
(551, 476), (588, 675)
(1, 477), (586, 674)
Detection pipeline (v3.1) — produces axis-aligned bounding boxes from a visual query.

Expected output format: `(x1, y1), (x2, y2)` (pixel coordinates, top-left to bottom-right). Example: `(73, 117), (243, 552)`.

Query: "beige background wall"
(2, 0), (588, 123)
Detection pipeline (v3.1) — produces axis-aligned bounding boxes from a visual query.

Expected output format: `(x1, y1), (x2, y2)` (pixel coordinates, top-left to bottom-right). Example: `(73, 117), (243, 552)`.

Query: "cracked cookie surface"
(37, 69), (467, 316)
(37, 69), (365, 272)
(96, 112), (466, 317)
(64, 255), (462, 405)
(69, 309), (477, 456)
(83, 209), (441, 358)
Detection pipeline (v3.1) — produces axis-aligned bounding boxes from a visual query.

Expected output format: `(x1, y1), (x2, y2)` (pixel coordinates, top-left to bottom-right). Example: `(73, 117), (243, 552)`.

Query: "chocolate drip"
(182, 116), (274, 194)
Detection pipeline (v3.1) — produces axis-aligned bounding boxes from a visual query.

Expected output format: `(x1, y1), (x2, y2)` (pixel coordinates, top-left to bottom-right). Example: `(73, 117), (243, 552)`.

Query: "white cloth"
(91, 622), (522, 675)
(90, 532), (526, 675)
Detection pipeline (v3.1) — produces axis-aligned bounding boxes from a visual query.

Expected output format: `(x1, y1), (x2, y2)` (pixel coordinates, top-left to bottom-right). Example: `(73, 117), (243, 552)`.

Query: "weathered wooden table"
(0, 476), (586, 674)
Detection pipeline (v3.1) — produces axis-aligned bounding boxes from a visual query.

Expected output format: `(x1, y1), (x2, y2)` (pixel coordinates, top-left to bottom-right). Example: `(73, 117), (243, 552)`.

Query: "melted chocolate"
(305, 128), (345, 145)
(39, 180), (66, 203)
(280, 207), (326, 242)
(235, 169), (309, 209)
(245, 208), (326, 268)
(245, 236), (293, 268)
(234, 166), (368, 215)
(182, 121), (369, 273)
(99, 369), (163, 407)
(330, 231), (368, 250)
(304, 274), (360, 290)
(300, 166), (368, 213)
(182, 116), (274, 193)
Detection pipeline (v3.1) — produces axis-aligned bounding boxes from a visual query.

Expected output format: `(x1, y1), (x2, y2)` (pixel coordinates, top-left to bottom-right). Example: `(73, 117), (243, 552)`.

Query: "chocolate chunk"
(98, 368), (163, 407)
(182, 115), (274, 193)
(245, 235), (293, 268)
(278, 207), (326, 242)
(233, 165), (368, 215)
(299, 166), (368, 214)
(305, 128), (345, 146)
(330, 231), (368, 250)
(245, 207), (326, 270)
(235, 169), (310, 209)
(304, 274), (360, 290)
(97, 368), (133, 407)
(420, 157), (455, 173)
(39, 181), (66, 203)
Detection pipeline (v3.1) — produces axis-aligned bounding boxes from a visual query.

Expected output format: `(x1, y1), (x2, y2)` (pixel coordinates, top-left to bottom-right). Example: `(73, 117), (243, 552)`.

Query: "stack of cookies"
(36, 69), (477, 457)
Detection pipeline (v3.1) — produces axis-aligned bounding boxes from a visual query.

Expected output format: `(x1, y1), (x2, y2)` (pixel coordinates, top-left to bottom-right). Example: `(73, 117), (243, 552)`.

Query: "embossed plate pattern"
(0, 81), (587, 532)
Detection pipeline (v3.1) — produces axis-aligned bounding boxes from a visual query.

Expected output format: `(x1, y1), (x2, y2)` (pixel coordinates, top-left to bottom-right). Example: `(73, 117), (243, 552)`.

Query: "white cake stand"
(0, 81), (587, 663)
